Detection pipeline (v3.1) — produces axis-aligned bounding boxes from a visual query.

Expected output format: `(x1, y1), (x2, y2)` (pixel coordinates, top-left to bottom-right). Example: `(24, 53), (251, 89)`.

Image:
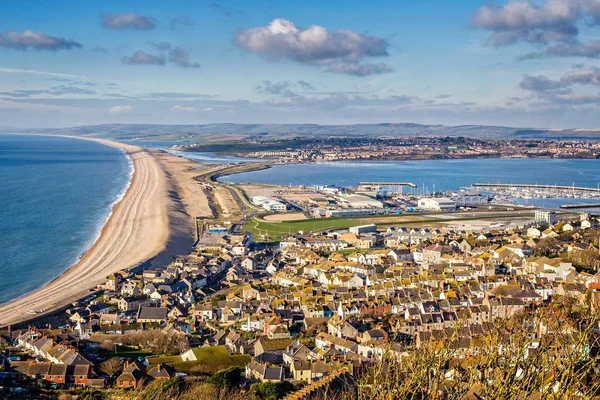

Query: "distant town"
(179, 137), (600, 162)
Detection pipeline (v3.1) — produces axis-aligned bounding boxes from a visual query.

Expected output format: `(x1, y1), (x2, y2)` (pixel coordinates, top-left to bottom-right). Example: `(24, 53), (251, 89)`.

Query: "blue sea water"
(0, 135), (131, 306)
(165, 149), (263, 164)
(219, 158), (600, 209)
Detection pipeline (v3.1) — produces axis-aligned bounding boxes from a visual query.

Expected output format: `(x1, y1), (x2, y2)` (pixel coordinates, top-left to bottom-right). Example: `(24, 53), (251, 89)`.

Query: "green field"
(147, 346), (251, 375)
(242, 215), (377, 241)
(242, 212), (538, 242)
(109, 345), (153, 360)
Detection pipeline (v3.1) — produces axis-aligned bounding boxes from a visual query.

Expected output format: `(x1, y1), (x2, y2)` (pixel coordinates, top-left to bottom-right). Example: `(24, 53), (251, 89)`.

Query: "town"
(2, 200), (600, 398)
(179, 137), (600, 162)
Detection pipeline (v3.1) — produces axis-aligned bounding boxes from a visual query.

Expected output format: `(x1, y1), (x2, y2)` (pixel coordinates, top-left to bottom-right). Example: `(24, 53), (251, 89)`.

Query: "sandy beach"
(0, 138), (170, 327)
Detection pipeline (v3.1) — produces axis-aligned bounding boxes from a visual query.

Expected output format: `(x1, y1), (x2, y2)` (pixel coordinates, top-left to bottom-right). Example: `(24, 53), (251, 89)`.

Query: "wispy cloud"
(208, 2), (233, 17)
(170, 16), (194, 30)
(0, 85), (96, 98)
(326, 63), (392, 77)
(0, 30), (82, 51)
(102, 13), (157, 30)
(122, 50), (166, 65)
(0, 68), (88, 80)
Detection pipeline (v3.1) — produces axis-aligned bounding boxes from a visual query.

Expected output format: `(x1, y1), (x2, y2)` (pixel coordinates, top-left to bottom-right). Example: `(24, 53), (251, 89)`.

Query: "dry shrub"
(346, 303), (600, 400)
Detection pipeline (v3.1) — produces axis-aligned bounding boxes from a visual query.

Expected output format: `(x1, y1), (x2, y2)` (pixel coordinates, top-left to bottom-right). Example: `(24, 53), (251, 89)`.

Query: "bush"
(206, 366), (242, 389)
(251, 381), (294, 400)
(136, 376), (186, 400)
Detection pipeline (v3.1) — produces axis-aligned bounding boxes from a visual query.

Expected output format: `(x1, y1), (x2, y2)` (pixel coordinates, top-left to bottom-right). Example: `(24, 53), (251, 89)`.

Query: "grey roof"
(137, 306), (168, 321)
(263, 366), (284, 380)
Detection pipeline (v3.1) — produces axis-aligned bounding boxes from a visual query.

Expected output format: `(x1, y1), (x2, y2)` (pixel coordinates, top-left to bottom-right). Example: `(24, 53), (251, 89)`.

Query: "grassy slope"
(147, 346), (251, 375)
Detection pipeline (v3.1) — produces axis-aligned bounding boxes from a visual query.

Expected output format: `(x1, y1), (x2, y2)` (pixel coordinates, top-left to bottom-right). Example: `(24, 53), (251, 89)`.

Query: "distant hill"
(9, 123), (600, 142)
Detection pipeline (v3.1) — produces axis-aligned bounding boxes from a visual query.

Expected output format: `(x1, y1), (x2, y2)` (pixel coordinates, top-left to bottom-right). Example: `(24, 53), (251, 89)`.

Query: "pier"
(560, 203), (600, 209)
(474, 183), (600, 194)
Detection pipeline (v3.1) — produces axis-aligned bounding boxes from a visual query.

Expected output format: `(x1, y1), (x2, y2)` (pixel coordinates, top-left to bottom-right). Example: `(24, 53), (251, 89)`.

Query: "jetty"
(560, 203), (600, 209)
(474, 183), (600, 194)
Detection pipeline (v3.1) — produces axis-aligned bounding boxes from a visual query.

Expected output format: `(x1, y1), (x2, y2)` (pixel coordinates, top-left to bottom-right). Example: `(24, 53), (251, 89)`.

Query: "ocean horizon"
(0, 134), (131, 306)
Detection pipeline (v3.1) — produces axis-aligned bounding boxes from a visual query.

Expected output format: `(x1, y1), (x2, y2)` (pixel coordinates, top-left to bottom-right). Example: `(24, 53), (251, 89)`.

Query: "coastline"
(0, 136), (171, 327)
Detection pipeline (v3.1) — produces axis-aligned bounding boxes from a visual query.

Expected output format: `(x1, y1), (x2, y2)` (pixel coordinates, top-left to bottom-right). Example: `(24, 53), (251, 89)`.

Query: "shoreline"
(0, 135), (171, 327)
(0, 142), (134, 309)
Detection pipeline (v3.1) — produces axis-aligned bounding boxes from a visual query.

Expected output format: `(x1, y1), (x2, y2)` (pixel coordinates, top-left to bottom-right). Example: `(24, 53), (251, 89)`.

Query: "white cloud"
(235, 19), (390, 76)
(108, 105), (133, 114)
(171, 105), (215, 113)
(171, 105), (196, 112)
(473, 0), (600, 59)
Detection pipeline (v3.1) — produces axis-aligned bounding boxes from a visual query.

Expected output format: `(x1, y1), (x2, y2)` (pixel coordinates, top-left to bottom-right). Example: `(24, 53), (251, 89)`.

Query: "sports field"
(242, 211), (538, 242)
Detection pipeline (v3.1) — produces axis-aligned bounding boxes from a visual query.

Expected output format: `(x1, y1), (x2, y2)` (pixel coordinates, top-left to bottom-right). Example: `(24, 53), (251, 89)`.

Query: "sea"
(121, 140), (263, 164)
(0, 134), (131, 306)
(219, 157), (600, 209)
(2, 138), (600, 306)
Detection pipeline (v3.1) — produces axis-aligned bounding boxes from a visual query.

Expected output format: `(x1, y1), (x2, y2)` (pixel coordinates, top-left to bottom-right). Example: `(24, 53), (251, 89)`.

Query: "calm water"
(166, 149), (263, 164)
(221, 158), (600, 209)
(0, 135), (131, 305)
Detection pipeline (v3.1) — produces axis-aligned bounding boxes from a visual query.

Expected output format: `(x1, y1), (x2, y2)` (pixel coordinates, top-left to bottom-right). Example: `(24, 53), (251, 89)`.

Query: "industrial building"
(350, 224), (377, 235)
(252, 196), (287, 212)
(312, 208), (386, 218)
(452, 193), (489, 206)
(338, 194), (383, 209)
(535, 210), (557, 225)
(417, 197), (456, 212)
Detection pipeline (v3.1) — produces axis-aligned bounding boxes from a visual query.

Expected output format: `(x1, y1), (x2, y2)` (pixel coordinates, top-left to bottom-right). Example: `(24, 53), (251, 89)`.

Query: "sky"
(1, 0), (600, 128)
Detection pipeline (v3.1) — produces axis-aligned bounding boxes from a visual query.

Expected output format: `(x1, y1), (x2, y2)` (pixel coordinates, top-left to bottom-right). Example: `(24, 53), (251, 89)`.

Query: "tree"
(206, 366), (242, 389)
(98, 357), (122, 378)
(251, 381), (294, 400)
(122, 330), (190, 355)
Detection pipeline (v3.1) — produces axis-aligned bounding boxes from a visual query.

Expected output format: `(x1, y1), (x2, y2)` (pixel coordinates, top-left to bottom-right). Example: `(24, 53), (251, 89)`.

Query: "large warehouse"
(251, 196), (287, 212)
(338, 194), (383, 208)
(417, 197), (456, 212)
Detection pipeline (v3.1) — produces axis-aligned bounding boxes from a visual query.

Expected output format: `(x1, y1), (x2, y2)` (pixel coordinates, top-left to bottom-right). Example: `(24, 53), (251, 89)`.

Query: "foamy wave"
(4, 143), (135, 305)
(83, 148), (134, 258)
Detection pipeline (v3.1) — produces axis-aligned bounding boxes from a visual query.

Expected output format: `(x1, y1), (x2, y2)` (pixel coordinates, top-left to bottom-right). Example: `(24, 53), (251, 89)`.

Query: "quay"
(474, 183), (600, 194)
(560, 203), (600, 209)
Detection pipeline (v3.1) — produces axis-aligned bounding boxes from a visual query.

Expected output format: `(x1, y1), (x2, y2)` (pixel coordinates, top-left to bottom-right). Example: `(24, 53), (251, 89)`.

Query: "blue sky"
(1, 0), (600, 128)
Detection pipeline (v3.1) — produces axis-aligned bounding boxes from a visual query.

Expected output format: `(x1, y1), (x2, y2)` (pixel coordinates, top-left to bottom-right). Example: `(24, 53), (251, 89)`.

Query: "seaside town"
(6, 1), (600, 398)
(180, 137), (600, 162)
(3, 180), (600, 399)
